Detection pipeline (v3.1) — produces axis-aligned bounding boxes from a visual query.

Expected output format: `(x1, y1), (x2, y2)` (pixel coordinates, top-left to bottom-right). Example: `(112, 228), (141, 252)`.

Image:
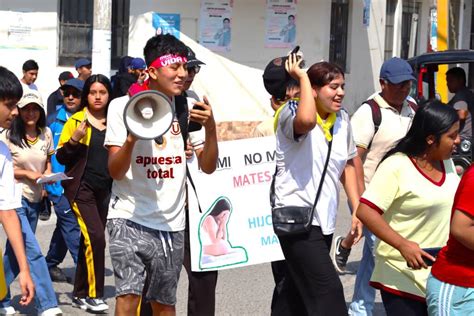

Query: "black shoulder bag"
(270, 127), (333, 236)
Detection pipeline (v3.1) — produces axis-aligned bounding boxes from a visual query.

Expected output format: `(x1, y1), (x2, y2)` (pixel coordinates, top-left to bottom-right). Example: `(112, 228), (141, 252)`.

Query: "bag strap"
(178, 93), (204, 213)
(366, 98), (381, 150)
(270, 126), (334, 214)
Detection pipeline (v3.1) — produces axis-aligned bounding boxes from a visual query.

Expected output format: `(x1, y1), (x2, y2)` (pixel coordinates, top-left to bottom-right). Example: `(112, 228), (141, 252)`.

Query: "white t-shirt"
(104, 95), (205, 231)
(0, 141), (22, 210)
(350, 93), (416, 185)
(274, 101), (357, 235)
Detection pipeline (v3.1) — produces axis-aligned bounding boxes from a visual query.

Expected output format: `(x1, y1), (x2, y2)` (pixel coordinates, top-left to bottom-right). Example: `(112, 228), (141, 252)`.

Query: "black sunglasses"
(63, 90), (81, 98)
(187, 65), (201, 74)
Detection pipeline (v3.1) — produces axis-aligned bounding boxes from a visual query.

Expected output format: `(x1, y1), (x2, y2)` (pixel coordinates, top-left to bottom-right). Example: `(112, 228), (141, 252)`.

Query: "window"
(111, 0), (130, 69)
(400, 2), (421, 59)
(58, 0), (94, 66)
(58, 0), (130, 68)
(329, 0), (349, 72)
(384, 0), (397, 60)
(469, 5), (474, 89)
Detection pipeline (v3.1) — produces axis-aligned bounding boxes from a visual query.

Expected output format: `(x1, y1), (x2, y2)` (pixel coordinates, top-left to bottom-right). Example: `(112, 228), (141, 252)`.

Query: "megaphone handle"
(154, 136), (164, 145)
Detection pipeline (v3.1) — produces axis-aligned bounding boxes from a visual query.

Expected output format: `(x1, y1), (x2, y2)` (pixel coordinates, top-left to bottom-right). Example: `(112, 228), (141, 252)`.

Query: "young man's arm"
(107, 134), (138, 180)
(0, 210), (34, 305)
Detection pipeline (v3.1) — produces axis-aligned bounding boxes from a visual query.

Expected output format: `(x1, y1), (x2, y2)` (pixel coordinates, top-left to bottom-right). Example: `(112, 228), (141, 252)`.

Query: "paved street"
(1, 192), (385, 315)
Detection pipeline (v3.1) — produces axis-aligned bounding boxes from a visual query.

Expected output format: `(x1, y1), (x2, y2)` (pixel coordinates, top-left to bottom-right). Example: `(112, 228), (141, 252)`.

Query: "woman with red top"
(356, 101), (461, 316)
(426, 164), (474, 315)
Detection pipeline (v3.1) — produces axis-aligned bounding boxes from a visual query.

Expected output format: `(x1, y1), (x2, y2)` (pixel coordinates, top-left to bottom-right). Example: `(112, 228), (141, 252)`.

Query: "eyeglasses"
(63, 90), (81, 98)
(187, 65), (201, 74)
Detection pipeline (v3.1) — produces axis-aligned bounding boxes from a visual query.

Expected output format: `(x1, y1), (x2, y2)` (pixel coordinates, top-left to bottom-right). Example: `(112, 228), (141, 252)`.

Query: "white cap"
(17, 89), (44, 110)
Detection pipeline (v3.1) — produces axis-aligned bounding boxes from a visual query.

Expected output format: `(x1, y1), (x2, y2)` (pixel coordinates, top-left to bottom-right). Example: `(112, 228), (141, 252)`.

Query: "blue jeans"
(349, 227), (376, 316)
(0, 197), (58, 313)
(45, 194), (80, 268)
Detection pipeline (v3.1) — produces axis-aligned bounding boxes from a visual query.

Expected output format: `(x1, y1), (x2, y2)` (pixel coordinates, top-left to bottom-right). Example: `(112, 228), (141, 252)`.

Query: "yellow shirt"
(361, 153), (459, 299)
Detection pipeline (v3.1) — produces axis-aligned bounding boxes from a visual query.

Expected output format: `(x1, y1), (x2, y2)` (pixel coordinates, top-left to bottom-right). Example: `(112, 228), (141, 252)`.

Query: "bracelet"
(70, 137), (79, 144)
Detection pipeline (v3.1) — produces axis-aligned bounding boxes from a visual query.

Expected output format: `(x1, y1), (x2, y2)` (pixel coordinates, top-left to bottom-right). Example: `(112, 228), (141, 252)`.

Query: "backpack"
(366, 98), (418, 149)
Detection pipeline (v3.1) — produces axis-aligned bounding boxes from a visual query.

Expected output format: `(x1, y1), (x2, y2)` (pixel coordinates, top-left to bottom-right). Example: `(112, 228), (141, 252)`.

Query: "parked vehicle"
(408, 50), (474, 175)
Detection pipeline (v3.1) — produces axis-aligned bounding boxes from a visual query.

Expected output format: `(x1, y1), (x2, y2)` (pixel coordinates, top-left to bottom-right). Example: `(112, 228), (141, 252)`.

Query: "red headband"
(149, 54), (188, 69)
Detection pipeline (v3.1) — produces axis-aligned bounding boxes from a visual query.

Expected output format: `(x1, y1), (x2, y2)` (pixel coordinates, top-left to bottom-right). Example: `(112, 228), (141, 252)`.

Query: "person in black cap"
(182, 46), (219, 316)
(75, 58), (92, 81)
(46, 71), (74, 117)
(252, 54), (300, 137)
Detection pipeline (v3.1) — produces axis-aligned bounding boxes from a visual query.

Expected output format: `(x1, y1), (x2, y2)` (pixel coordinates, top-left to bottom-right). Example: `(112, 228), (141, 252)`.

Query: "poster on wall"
(363, 0), (371, 27)
(264, 0), (297, 48)
(199, 0), (233, 52)
(2, 11), (46, 50)
(188, 137), (284, 271)
(152, 13), (181, 39)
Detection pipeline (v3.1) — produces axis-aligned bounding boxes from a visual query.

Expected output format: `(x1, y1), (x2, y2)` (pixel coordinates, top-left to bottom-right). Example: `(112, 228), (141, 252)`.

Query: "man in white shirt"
(105, 34), (218, 316)
(0, 66), (34, 313)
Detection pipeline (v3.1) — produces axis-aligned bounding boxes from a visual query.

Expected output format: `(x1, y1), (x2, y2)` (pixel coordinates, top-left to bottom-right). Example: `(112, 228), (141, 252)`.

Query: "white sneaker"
(72, 297), (108, 313)
(39, 307), (62, 316)
(0, 306), (16, 315)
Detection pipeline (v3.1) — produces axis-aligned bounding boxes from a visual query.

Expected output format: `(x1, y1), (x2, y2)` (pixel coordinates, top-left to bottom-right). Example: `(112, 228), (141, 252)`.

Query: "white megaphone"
(123, 90), (175, 140)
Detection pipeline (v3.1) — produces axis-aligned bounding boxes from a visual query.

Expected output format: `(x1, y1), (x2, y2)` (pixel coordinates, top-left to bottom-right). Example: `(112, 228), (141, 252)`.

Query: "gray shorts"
(107, 218), (184, 305)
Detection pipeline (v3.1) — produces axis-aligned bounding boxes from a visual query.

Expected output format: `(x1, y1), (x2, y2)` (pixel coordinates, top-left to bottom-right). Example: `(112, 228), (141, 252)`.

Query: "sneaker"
(48, 266), (70, 283)
(0, 306), (16, 315)
(38, 200), (52, 221)
(40, 307), (62, 316)
(332, 235), (351, 274)
(72, 297), (108, 313)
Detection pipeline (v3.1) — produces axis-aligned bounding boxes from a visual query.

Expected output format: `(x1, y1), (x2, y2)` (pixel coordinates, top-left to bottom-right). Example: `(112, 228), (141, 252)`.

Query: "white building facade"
(0, 0), (472, 116)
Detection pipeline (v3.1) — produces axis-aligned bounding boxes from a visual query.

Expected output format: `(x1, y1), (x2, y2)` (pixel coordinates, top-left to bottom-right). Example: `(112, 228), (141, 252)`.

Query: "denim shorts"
(107, 218), (184, 305)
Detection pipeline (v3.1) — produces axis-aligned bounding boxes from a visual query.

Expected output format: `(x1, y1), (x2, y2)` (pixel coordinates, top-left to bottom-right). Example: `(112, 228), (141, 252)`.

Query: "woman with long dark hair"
(356, 101), (461, 315)
(271, 55), (361, 315)
(56, 74), (113, 313)
(0, 89), (62, 315)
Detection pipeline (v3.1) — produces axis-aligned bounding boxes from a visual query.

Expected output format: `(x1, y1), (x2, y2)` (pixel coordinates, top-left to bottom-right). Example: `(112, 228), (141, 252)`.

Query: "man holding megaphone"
(104, 34), (218, 316)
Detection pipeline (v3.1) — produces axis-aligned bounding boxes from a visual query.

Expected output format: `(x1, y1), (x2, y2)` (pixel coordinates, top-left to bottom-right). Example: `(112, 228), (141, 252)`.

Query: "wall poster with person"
(199, 0), (233, 52)
(264, 0), (297, 48)
(187, 136), (284, 272)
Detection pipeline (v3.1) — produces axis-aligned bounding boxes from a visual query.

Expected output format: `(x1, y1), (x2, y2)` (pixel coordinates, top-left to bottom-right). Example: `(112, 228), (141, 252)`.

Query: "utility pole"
(92, 0), (112, 77)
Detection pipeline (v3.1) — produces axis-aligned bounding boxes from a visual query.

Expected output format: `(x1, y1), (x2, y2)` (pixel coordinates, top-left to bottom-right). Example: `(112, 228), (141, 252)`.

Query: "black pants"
(381, 289), (428, 316)
(272, 226), (347, 316)
(183, 224), (218, 316)
(71, 181), (110, 298)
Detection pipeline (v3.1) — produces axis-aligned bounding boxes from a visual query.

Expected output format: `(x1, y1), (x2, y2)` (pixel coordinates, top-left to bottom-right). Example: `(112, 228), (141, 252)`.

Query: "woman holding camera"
(56, 74), (112, 313)
(356, 101), (461, 316)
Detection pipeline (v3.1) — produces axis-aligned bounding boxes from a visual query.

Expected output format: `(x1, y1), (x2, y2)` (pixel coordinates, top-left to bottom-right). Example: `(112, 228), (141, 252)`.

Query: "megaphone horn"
(123, 90), (175, 140)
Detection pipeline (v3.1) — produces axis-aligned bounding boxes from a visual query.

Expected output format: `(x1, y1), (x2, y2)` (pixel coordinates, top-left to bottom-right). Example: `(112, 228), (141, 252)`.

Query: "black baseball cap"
(186, 46), (205, 68)
(262, 46), (301, 100)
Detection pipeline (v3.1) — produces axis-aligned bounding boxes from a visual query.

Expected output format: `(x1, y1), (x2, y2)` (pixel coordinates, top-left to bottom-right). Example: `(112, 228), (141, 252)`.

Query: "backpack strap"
(366, 98), (381, 150)
(407, 100), (419, 112)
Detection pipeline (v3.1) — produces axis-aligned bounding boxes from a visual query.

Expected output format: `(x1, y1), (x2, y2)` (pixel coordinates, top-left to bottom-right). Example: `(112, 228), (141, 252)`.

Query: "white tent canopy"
(128, 12), (273, 122)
